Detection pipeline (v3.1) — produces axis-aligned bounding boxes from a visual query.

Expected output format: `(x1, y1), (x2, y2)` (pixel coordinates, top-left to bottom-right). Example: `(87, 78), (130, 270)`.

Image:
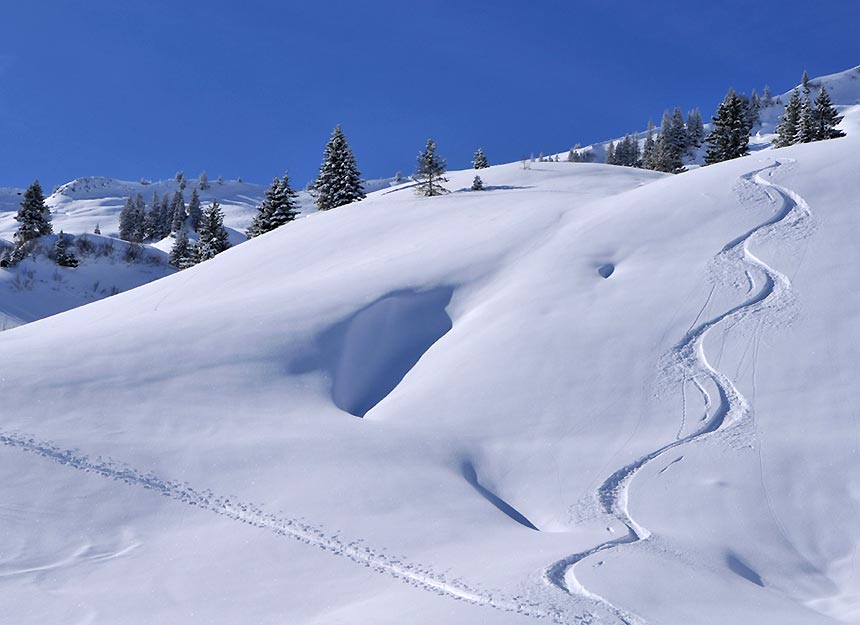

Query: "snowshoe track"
(0, 431), (596, 624)
(543, 160), (812, 625)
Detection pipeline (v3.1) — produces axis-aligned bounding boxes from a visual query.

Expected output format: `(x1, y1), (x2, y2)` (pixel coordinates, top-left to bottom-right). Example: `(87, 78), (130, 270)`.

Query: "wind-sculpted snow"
(0, 431), (599, 625)
(544, 161), (812, 625)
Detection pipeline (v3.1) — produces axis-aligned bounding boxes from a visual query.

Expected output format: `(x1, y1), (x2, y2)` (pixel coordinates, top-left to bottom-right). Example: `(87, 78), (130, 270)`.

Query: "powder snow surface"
(1, 68), (860, 625)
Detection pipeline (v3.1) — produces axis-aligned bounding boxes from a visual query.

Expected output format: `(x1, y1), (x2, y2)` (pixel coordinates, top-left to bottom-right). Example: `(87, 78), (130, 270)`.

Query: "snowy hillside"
(1, 74), (860, 625)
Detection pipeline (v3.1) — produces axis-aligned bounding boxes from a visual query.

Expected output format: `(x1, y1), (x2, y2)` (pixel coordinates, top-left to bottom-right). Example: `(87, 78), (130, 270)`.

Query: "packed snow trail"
(0, 431), (600, 625)
(544, 161), (811, 625)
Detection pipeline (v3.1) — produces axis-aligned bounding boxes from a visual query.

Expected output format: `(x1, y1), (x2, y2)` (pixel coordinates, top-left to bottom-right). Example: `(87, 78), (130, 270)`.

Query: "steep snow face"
(2, 98), (860, 625)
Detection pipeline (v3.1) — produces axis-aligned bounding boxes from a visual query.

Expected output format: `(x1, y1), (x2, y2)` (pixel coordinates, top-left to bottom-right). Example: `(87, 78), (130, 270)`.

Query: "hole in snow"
(461, 461), (539, 530)
(294, 287), (454, 418)
(598, 263), (615, 279)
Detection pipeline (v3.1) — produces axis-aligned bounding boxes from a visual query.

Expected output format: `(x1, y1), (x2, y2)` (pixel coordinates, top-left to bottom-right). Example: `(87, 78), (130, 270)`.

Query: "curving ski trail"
(544, 160), (811, 624)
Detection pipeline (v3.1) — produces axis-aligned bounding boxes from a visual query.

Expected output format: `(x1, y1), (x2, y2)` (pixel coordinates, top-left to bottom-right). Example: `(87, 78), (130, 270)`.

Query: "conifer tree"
(642, 120), (656, 169)
(195, 200), (230, 261)
(472, 147), (489, 169)
(669, 107), (689, 156)
(269, 171), (300, 228)
(650, 111), (685, 173)
(187, 188), (203, 231)
(471, 175), (484, 191)
(774, 89), (802, 148)
(704, 88), (751, 165)
(159, 194), (172, 236)
(813, 86), (845, 140)
(54, 231), (78, 267)
(198, 171), (209, 190)
(686, 109), (704, 148)
(314, 124), (365, 210)
(604, 140), (616, 165)
(93, 223), (101, 235)
(118, 193), (145, 242)
(762, 85), (773, 108)
(415, 138), (448, 196)
(802, 70), (810, 92)
(14, 180), (53, 246)
(170, 190), (186, 233)
(796, 92), (817, 143)
(169, 228), (196, 269)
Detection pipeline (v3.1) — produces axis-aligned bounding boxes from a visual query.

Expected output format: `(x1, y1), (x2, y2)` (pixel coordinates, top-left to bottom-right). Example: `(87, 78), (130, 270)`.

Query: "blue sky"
(2, 1), (858, 190)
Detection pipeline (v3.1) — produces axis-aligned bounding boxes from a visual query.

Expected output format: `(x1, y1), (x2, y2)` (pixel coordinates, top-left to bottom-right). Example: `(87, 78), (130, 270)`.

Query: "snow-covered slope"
(1, 84), (860, 625)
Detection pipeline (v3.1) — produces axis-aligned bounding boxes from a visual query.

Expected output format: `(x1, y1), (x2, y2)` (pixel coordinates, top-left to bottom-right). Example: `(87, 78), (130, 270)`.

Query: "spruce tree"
(642, 120), (656, 169)
(471, 175), (484, 191)
(195, 200), (230, 261)
(795, 92), (817, 143)
(686, 109), (704, 148)
(14, 180), (53, 246)
(93, 223), (101, 235)
(604, 140), (616, 165)
(669, 107), (689, 156)
(118, 193), (145, 242)
(415, 138), (448, 196)
(198, 171), (209, 190)
(314, 124), (365, 210)
(187, 188), (203, 232)
(54, 231), (79, 267)
(472, 147), (489, 169)
(170, 190), (186, 233)
(774, 89), (802, 148)
(813, 86), (845, 140)
(650, 111), (685, 173)
(169, 228), (196, 269)
(704, 88), (751, 165)
(268, 171), (300, 228)
(762, 85), (773, 108)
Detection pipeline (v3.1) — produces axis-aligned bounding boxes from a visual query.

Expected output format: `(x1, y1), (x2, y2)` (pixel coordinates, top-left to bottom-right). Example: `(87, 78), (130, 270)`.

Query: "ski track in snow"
(543, 160), (811, 625)
(0, 431), (597, 625)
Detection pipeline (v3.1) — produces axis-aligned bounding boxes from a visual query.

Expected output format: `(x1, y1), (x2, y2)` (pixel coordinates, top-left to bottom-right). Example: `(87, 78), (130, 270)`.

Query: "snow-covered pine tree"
(54, 231), (78, 267)
(118, 193), (145, 242)
(686, 109), (704, 148)
(195, 200), (230, 261)
(169, 228), (196, 269)
(170, 190), (186, 233)
(774, 88), (802, 148)
(314, 124), (365, 211)
(704, 88), (750, 165)
(604, 140), (616, 165)
(176, 171), (186, 190)
(796, 92), (817, 144)
(649, 111), (685, 173)
(415, 138), (448, 196)
(93, 223), (101, 235)
(198, 171), (210, 190)
(762, 85), (773, 108)
(187, 188), (203, 231)
(247, 176), (279, 238)
(472, 147), (489, 169)
(669, 107), (689, 156)
(642, 120), (656, 168)
(801, 70), (810, 92)
(160, 194), (172, 236)
(813, 86), (845, 141)
(143, 197), (161, 240)
(13, 180), (53, 246)
(268, 171), (300, 228)
(471, 175), (484, 191)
